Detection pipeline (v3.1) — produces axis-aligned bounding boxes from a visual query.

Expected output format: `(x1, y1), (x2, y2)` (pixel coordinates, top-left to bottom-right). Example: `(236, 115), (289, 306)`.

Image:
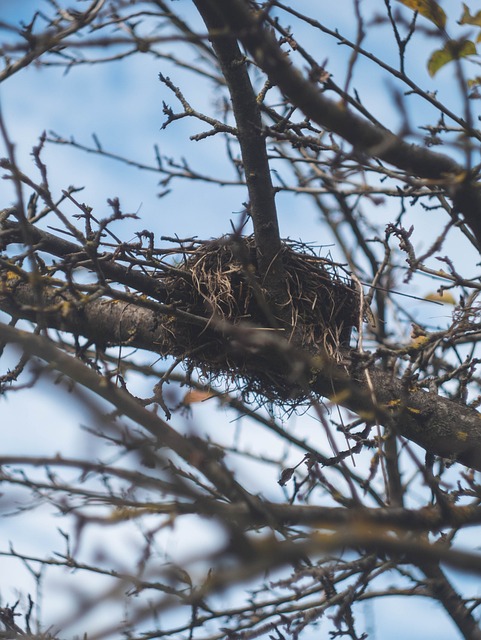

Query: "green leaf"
(427, 39), (477, 77)
(396, 0), (446, 29)
(459, 4), (481, 27)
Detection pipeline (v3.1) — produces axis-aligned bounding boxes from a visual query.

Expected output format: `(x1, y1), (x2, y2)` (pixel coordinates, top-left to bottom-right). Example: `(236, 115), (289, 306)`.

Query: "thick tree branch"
(419, 562), (481, 640)
(209, 0), (481, 249)
(3, 276), (481, 471)
(1, 458), (480, 531)
(193, 0), (290, 320)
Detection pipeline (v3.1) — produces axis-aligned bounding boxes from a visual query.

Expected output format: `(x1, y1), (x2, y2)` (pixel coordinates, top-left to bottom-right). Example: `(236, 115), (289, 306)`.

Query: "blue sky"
(0, 2), (480, 638)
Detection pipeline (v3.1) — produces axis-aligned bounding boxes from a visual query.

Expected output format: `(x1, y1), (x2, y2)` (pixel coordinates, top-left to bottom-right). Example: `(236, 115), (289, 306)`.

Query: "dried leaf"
(467, 76), (481, 88)
(410, 335), (430, 349)
(397, 0), (446, 29)
(278, 467), (295, 486)
(182, 389), (216, 405)
(428, 39), (476, 77)
(460, 4), (481, 27)
(424, 291), (456, 304)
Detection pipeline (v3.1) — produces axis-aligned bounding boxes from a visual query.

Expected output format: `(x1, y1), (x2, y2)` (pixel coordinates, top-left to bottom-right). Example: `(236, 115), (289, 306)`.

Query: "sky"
(0, 1), (479, 638)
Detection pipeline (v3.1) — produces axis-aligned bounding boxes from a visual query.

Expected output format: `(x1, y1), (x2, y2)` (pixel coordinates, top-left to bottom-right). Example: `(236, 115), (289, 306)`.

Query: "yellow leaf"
(108, 505), (159, 521)
(424, 291), (456, 304)
(410, 335), (430, 349)
(60, 301), (72, 318)
(386, 399), (401, 408)
(5, 270), (21, 282)
(460, 3), (481, 27)
(397, 0), (446, 29)
(428, 39), (477, 77)
(467, 75), (481, 88)
(451, 170), (469, 184)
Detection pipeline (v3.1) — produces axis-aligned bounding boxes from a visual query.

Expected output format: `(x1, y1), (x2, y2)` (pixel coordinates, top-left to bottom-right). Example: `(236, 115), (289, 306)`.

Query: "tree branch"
(210, 0), (481, 250)
(3, 274), (481, 471)
(0, 320), (257, 508)
(0, 0), (107, 83)
(0, 213), (168, 301)
(419, 562), (481, 640)
(193, 0), (290, 320)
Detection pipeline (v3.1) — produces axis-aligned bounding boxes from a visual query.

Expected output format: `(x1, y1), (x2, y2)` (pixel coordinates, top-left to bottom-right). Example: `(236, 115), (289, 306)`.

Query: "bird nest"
(160, 236), (359, 406)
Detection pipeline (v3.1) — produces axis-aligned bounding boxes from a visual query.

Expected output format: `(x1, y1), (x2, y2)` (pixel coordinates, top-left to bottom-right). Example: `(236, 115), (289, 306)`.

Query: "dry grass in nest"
(161, 236), (359, 406)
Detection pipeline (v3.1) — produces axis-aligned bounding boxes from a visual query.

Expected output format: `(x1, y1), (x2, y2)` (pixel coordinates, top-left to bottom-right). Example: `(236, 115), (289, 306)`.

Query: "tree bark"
(3, 270), (481, 471)
(193, 0), (290, 325)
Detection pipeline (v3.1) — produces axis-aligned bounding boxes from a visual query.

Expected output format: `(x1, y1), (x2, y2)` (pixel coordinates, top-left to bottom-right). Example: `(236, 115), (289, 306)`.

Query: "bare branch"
(211, 0), (481, 250)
